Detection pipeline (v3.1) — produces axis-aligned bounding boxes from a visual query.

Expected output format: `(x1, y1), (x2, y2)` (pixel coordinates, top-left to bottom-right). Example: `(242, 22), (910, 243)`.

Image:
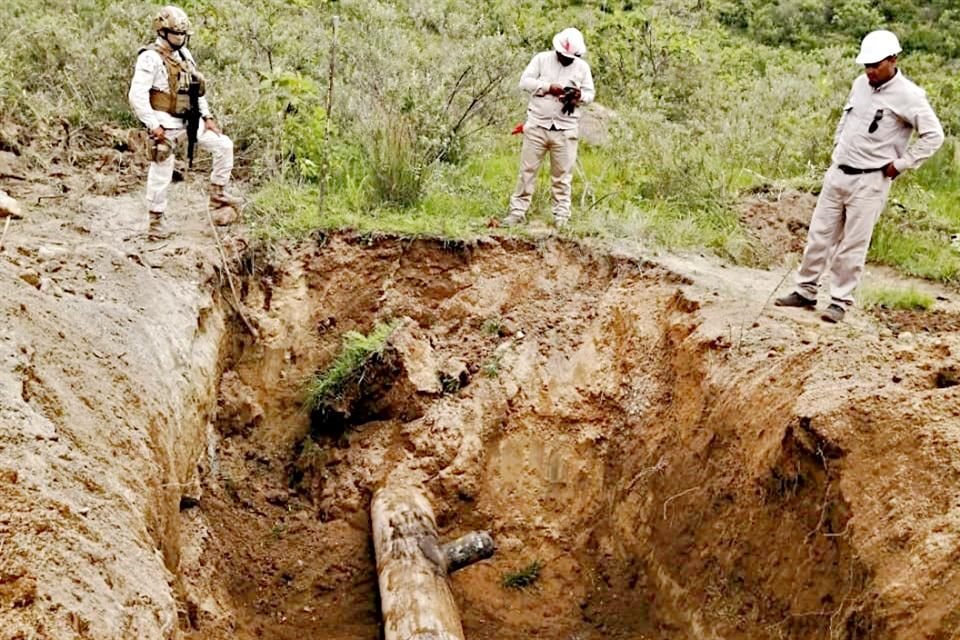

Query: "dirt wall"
(0, 193), (229, 639)
(188, 235), (960, 640)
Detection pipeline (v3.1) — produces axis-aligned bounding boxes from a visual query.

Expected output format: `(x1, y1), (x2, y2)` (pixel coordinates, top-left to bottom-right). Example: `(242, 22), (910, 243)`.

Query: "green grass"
(249, 132), (959, 282)
(7, 0), (958, 283)
(250, 139), (757, 265)
(859, 285), (936, 311)
(304, 321), (397, 410)
(481, 316), (503, 336)
(481, 353), (503, 378)
(868, 139), (960, 283)
(501, 560), (543, 590)
(869, 211), (960, 284)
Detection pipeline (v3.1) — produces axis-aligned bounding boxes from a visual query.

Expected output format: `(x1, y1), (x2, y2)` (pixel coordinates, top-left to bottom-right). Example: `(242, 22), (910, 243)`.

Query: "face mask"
(163, 30), (188, 51)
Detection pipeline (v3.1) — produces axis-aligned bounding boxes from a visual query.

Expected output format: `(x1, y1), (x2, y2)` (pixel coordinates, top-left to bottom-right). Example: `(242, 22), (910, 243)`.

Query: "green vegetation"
(717, 0), (960, 56)
(481, 316), (504, 336)
(304, 321), (397, 410)
(501, 560), (543, 590)
(859, 284), (935, 311)
(2, 0), (959, 280)
(481, 353), (503, 379)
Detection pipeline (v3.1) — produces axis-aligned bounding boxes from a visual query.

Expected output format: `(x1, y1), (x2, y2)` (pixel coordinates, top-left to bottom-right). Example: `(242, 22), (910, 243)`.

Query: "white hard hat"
(855, 30), (901, 64)
(553, 27), (586, 58)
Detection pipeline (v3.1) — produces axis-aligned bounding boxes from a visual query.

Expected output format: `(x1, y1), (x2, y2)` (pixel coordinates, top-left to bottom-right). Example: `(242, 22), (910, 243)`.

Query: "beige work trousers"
(145, 121), (234, 213)
(508, 125), (579, 222)
(796, 165), (892, 306)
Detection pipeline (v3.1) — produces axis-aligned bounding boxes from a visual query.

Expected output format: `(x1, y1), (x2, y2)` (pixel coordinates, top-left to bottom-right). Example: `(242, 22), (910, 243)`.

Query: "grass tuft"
(859, 285), (935, 311)
(501, 560), (543, 590)
(304, 321), (397, 410)
(481, 316), (503, 336)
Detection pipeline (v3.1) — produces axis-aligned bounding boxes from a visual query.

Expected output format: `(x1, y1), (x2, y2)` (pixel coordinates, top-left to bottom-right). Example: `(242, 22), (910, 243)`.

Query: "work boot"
(501, 213), (525, 227)
(147, 210), (170, 239)
(774, 291), (816, 309)
(820, 303), (846, 324)
(209, 184), (243, 209)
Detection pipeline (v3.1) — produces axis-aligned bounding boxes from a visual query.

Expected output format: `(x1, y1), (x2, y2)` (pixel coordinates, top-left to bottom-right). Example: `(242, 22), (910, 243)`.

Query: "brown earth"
(739, 188), (818, 264)
(1, 157), (960, 640)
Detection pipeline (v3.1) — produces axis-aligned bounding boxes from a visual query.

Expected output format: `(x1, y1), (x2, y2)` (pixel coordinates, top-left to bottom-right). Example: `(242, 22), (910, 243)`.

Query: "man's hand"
(203, 118), (222, 135)
(150, 126), (166, 142)
(883, 162), (900, 179)
(565, 87), (582, 103)
(547, 84), (565, 97)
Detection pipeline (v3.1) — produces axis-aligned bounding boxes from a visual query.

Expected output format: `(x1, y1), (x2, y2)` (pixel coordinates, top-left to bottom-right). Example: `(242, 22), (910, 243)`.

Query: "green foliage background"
(1, 0), (958, 278)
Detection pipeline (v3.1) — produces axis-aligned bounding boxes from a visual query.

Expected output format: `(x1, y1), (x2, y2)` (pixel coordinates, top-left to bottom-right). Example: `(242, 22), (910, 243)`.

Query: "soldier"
(776, 30), (943, 323)
(503, 27), (595, 230)
(129, 5), (242, 230)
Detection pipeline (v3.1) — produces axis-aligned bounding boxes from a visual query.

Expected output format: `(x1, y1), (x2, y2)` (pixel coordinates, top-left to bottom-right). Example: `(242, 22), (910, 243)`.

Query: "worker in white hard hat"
(503, 27), (595, 230)
(776, 29), (944, 323)
(129, 5), (243, 233)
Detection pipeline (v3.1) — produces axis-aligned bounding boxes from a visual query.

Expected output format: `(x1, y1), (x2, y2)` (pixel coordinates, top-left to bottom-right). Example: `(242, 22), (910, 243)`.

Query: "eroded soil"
(1, 160), (960, 640)
(190, 236), (960, 640)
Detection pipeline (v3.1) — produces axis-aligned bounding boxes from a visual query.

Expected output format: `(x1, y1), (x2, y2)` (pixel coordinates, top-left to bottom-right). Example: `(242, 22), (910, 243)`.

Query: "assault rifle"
(186, 75), (202, 169)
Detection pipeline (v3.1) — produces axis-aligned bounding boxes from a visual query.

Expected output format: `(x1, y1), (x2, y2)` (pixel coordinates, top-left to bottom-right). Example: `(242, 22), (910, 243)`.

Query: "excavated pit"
(165, 235), (960, 640)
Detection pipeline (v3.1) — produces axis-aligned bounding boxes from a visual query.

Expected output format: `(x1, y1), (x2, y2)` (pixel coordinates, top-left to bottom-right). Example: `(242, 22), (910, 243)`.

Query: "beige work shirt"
(519, 51), (595, 131)
(832, 70), (944, 173)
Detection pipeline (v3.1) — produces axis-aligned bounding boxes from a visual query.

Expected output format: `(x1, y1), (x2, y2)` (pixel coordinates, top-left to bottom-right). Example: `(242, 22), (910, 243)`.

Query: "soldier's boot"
(147, 210), (171, 239)
(209, 183), (243, 209)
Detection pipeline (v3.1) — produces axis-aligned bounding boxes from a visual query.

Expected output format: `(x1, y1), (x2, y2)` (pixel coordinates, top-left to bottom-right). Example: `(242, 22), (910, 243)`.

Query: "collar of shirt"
(870, 69), (901, 93)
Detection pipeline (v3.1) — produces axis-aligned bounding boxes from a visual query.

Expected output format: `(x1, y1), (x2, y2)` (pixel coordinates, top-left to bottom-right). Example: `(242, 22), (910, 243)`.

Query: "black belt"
(837, 164), (885, 175)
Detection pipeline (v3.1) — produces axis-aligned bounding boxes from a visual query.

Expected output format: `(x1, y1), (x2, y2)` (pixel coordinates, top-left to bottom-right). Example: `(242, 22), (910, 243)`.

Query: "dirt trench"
(3, 211), (960, 640)
(174, 235), (960, 640)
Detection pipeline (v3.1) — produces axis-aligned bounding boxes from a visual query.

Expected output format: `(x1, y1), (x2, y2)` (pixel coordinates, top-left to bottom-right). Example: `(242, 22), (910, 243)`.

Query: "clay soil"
(1, 156), (960, 640)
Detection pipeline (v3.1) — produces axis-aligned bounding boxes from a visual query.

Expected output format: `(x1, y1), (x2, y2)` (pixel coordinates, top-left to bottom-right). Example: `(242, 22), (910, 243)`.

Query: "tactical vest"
(139, 43), (206, 117)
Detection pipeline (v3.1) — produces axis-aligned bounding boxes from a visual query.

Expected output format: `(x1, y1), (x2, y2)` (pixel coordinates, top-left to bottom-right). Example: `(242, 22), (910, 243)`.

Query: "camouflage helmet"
(153, 5), (192, 35)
